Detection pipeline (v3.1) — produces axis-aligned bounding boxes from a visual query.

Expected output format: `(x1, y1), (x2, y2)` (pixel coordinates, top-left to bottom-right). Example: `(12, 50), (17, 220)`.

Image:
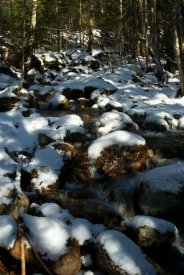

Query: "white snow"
(0, 215), (17, 248)
(88, 130), (145, 160)
(70, 218), (105, 245)
(29, 147), (64, 171)
(70, 218), (93, 245)
(81, 254), (93, 267)
(23, 213), (70, 260)
(96, 230), (156, 275)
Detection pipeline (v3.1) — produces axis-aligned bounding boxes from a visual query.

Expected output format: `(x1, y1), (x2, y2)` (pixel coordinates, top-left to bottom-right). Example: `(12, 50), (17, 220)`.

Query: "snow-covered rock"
(95, 230), (156, 275)
(135, 163), (184, 222)
(122, 215), (178, 247)
(94, 111), (138, 136)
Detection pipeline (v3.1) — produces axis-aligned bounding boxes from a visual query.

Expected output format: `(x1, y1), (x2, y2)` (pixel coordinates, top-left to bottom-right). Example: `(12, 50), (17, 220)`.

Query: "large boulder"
(134, 163), (184, 224)
(95, 230), (156, 275)
(73, 131), (149, 184)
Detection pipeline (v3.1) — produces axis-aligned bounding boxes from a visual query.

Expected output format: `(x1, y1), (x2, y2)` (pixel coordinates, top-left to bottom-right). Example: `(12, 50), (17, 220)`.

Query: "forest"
(0, 1), (184, 275)
(0, 0), (184, 88)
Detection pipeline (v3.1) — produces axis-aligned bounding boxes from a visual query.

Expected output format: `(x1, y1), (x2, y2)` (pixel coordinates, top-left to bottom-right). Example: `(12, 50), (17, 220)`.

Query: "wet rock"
(0, 97), (19, 112)
(95, 230), (156, 275)
(134, 163), (184, 225)
(121, 215), (178, 248)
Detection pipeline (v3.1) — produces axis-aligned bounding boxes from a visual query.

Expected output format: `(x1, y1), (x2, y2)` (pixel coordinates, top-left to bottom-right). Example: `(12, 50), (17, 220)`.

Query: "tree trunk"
(19, 0), (26, 91)
(79, 0), (83, 46)
(149, 0), (164, 80)
(119, 0), (124, 61)
(87, 0), (94, 54)
(56, 0), (61, 52)
(173, 0), (184, 96)
(143, 0), (149, 70)
(30, 0), (38, 49)
(132, 0), (140, 59)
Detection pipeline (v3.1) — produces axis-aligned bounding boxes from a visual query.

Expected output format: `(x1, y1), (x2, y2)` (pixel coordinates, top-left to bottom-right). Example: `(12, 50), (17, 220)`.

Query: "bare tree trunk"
(79, 0), (83, 46)
(87, 0), (94, 54)
(19, 0), (26, 91)
(132, 0), (139, 59)
(56, 0), (61, 52)
(119, 0), (124, 62)
(31, 0), (37, 30)
(30, 0), (37, 51)
(143, 0), (149, 69)
(149, 0), (164, 80)
(173, 0), (184, 96)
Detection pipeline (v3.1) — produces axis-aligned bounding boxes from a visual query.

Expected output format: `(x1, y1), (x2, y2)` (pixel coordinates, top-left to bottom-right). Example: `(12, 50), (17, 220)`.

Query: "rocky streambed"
(0, 52), (184, 274)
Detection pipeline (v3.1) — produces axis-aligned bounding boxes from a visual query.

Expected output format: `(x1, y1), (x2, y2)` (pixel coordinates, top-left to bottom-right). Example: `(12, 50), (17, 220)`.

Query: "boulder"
(121, 215), (178, 248)
(93, 111), (138, 136)
(143, 113), (178, 132)
(95, 230), (156, 275)
(73, 131), (149, 184)
(95, 144), (148, 177)
(134, 163), (184, 224)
